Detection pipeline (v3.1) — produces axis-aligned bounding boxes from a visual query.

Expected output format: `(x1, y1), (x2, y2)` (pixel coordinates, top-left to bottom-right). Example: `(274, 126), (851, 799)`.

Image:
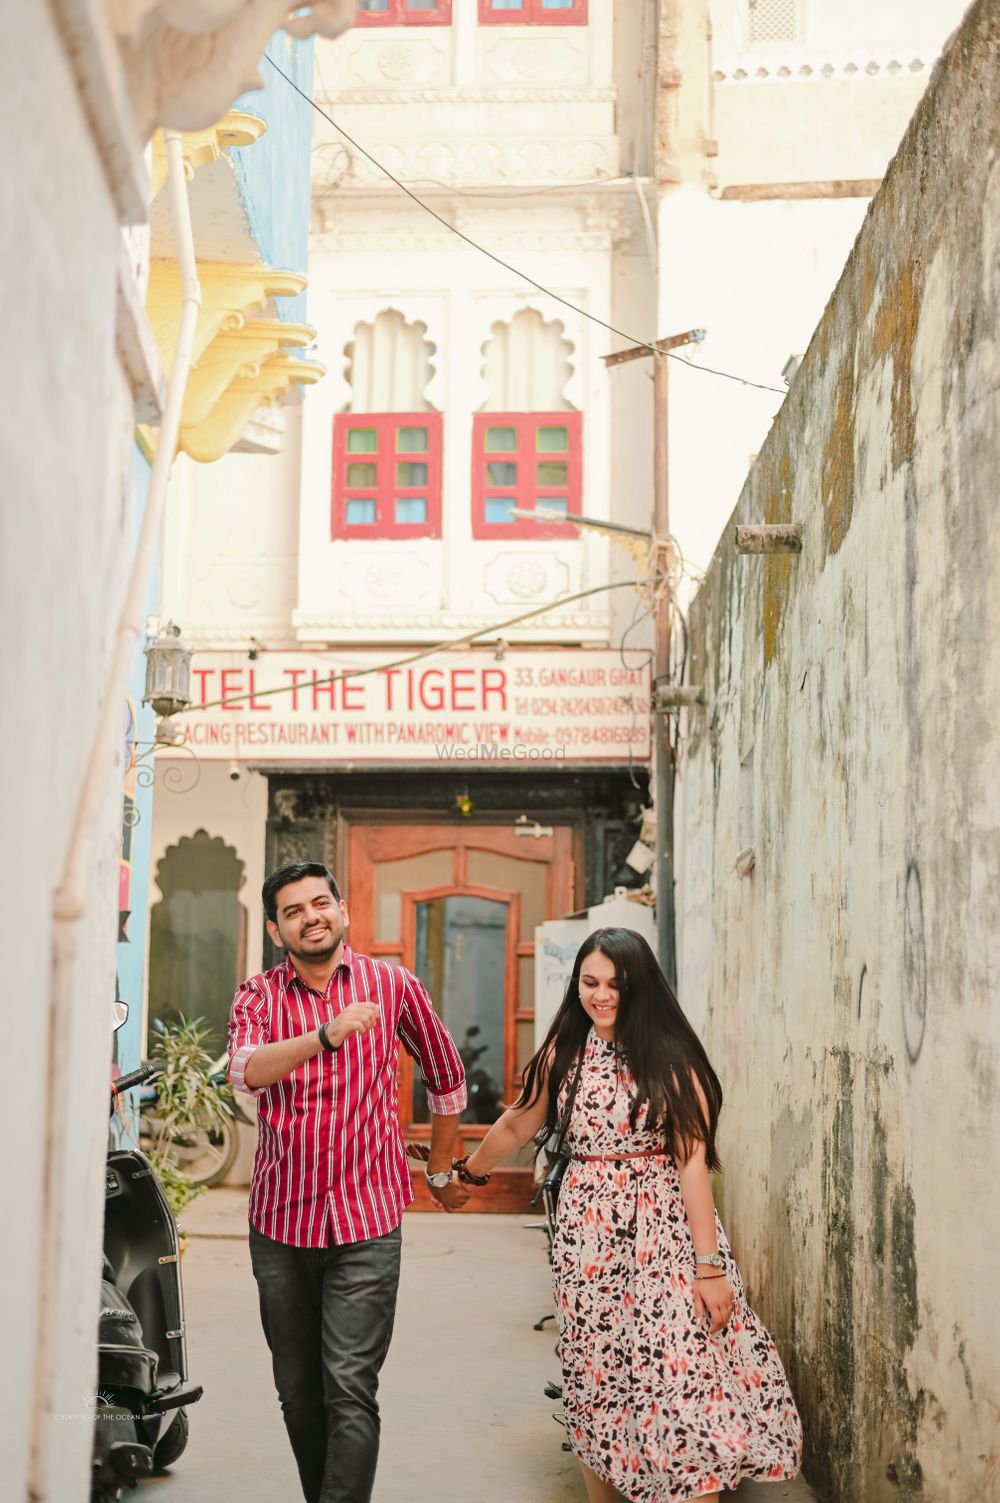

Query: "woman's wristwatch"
(694, 1251), (724, 1268)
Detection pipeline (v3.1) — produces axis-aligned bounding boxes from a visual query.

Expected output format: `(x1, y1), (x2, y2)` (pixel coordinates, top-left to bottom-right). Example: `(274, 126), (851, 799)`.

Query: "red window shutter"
(478, 0), (587, 24)
(471, 412), (582, 539)
(355, 0), (452, 24)
(332, 413), (443, 539)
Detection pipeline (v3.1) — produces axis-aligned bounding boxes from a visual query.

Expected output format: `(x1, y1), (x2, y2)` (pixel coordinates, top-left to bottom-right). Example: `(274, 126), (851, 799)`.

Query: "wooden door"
(347, 821), (576, 1210)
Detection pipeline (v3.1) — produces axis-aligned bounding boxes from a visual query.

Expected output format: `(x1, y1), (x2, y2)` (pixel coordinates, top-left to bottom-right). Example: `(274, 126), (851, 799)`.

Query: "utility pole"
(652, 348), (676, 986)
(603, 329), (704, 988)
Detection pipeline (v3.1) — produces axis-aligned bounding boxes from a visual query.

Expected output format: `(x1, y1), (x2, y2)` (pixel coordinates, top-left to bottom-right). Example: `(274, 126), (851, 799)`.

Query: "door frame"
(400, 881), (520, 1141)
(343, 812), (577, 1211)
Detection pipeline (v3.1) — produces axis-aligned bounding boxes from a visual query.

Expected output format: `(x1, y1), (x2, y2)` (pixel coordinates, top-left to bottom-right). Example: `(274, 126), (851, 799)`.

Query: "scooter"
(91, 1002), (203, 1502)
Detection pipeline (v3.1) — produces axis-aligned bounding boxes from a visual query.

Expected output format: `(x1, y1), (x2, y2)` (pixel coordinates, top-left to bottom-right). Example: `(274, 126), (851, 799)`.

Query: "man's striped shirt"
(228, 946), (467, 1247)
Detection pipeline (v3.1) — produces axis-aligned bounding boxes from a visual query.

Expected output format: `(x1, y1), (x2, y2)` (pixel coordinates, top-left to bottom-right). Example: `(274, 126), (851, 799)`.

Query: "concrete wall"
(0, 8), (143, 1499)
(676, 2), (1000, 1498)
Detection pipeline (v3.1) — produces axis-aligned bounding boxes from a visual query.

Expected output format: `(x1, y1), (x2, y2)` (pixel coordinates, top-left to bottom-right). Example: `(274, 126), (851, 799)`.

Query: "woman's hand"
(693, 1275), (735, 1333)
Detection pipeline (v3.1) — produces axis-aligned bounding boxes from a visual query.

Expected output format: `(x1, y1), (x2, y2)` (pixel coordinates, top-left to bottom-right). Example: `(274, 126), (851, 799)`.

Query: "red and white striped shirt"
(228, 947), (467, 1247)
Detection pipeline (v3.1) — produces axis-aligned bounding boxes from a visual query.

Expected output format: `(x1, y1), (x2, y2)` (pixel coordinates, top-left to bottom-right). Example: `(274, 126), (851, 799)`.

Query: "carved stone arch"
(148, 829), (247, 1049)
(341, 307), (438, 413)
(478, 306), (578, 412)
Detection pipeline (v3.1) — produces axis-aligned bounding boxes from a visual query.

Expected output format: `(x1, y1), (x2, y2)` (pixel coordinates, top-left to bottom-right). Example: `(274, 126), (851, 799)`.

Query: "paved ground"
(152, 1190), (815, 1503)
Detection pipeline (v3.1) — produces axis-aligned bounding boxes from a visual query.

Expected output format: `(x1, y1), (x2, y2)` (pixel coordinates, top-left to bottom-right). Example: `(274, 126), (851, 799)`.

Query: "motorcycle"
(91, 1002), (203, 1502)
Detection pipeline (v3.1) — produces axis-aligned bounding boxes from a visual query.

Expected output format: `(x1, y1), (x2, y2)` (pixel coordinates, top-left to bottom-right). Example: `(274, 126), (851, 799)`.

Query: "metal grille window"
(747, 0), (802, 46)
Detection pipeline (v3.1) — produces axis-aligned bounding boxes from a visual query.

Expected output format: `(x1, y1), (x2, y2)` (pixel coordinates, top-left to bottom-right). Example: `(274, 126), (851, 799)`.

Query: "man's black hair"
(262, 862), (342, 923)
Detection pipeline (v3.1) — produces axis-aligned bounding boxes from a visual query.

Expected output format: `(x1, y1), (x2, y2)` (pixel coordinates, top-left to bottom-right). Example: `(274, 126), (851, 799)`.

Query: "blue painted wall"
(115, 445), (159, 1136)
(233, 32), (316, 324)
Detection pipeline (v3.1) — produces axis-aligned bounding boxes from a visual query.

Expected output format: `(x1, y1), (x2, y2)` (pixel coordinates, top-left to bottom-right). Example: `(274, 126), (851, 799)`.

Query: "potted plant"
(142, 1016), (236, 1239)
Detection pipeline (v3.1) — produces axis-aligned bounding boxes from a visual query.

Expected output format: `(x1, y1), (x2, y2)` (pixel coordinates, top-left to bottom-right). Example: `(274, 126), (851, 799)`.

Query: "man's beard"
(285, 923), (344, 964)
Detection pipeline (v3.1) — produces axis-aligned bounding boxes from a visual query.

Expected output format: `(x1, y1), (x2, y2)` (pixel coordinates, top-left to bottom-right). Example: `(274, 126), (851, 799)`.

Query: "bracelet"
(317, 1021), (338, 1053)
(453, 1155), (491, 1186)
(693, 1272), (726, 1281)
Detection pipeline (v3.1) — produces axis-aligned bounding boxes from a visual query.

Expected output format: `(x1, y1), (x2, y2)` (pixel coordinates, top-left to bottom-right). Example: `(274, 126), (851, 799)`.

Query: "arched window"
(473, 309), (582, 540)
(148, 831), (246, 1053)
(332, 310), (442, 539)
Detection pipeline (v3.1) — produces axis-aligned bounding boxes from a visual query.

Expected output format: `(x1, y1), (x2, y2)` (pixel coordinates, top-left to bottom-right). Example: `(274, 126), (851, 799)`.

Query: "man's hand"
(328, 1002), (380, 1048)
(429, 1179), (470, 1213)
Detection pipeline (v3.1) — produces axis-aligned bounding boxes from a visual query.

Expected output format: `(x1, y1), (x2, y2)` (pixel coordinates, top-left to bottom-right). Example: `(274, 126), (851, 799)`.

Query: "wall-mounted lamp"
(143, 620), (192, 740)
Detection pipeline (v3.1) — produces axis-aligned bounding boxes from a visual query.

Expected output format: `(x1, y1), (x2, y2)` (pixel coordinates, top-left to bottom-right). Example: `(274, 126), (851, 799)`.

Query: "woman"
(456, 928), (802, 1503)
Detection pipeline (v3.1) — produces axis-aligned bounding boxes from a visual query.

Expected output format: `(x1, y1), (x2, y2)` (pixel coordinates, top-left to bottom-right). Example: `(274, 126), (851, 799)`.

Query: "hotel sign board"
(174, 650), (651, 765)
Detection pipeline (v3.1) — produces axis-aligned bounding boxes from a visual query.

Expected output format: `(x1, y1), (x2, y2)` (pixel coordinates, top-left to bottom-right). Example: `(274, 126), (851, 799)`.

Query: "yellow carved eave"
(181, 355), (325, 464)
(147, 261), (308, 379)
(183, 320), (316, 427)
(149, 111), (268, 201)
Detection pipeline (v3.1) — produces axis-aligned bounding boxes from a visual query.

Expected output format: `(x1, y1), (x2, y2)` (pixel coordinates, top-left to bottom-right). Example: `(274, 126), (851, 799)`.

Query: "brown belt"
(571, 1149), (670, 1162)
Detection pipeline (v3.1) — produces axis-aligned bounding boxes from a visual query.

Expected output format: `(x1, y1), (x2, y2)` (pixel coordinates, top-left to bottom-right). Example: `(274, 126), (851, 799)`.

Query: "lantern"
(143, 621), (192, 719)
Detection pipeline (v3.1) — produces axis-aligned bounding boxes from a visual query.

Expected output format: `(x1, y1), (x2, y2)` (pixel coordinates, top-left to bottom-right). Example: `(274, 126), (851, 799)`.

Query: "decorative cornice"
(144, 262), (323, 461)
(319, 86), (617, 105)
(182, 353), (324, 463)
(148, 109), (267, 200)
(147, 260), (307, 374)
(182, 319), (315, 426)
(292, 611), (608, 633)
(313, 136), (620, 193)
(313, 226), (628, 253)
(714, 53), (934, 84)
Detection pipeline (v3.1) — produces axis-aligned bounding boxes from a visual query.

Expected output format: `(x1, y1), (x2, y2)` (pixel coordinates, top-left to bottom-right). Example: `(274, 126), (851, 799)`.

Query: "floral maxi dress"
(551, 1030), (803, 1503)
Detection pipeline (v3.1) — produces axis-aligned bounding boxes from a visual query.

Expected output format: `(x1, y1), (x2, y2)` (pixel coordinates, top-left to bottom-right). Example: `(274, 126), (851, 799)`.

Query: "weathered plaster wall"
(676, 3), (1000, 1498)
(0, 9), (140, 1500)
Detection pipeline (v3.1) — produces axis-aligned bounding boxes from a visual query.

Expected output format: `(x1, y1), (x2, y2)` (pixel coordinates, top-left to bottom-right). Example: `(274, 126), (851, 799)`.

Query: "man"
(228, 860), (469, 1503)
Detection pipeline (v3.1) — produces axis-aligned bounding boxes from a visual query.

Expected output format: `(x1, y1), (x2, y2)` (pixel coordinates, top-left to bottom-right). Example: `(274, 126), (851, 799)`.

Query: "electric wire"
(186, 577), (649, 715)
(266, 55), (787, 397)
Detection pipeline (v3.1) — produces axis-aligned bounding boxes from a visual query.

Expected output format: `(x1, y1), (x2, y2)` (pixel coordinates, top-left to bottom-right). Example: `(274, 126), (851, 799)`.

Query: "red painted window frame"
(332, 412), (443, 540)
(354, 0), (452, 25)
(478, 0), (587, 25)
(471, 412), (582, 540)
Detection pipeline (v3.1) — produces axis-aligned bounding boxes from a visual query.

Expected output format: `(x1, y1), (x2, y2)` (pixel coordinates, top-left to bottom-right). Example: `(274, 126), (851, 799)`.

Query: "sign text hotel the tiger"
(177, 651), (651, 764)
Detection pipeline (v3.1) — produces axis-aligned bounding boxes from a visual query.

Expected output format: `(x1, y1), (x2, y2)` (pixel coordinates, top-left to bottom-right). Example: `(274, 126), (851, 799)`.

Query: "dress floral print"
(551, 1030), (802, 1502)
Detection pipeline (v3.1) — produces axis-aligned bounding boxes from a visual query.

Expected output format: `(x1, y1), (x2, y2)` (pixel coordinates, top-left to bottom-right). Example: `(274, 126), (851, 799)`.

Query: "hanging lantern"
(143, 621), (192, 719)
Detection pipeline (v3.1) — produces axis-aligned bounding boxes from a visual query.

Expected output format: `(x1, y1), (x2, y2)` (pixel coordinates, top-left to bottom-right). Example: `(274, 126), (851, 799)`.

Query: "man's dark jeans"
(249, 1222), (402, 1503)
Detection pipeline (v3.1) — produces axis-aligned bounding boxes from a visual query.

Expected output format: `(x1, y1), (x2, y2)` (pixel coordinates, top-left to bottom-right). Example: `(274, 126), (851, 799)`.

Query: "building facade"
(150, 0), (659, 1208)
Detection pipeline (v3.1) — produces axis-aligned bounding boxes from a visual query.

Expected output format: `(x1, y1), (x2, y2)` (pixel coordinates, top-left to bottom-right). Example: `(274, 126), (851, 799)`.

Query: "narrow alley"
(156, 1192), (816, 1503)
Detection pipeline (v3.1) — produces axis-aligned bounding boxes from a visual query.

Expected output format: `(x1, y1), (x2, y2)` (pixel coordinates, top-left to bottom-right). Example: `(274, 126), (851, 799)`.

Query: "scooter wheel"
(153, 1406), (189, 1470)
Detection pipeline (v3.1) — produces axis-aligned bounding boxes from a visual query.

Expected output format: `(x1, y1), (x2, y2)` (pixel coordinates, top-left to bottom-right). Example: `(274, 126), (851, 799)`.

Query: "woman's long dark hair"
(516, 927), (723, 1170)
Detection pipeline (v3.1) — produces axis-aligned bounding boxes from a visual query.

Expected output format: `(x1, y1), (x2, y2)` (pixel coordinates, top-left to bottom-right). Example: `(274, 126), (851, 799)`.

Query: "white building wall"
(657, 0), (972, 586)
(0, 10), (146, 1500)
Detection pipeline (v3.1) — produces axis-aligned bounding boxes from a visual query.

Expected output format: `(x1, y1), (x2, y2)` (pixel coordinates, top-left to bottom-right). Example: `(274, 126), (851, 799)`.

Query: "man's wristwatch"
(425, 1168), (453, 1190)
(694, 1251), (724, 1268)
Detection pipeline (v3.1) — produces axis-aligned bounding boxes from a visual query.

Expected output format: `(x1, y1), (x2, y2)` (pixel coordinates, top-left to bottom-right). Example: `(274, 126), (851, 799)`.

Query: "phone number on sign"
(551, 725), (649, 746)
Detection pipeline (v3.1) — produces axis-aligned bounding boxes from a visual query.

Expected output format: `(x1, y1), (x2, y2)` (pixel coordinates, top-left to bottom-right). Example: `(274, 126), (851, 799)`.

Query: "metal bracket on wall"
(654, 685), (705, 710)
